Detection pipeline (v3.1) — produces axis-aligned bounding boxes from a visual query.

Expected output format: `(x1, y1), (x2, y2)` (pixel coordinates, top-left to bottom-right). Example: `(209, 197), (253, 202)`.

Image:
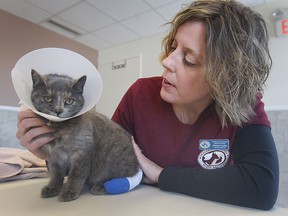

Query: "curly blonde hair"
(159, 0), (272, 127)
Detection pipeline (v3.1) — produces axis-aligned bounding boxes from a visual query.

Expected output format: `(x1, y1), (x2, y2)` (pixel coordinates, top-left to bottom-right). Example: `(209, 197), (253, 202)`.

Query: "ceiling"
(0, 0), (278, 50)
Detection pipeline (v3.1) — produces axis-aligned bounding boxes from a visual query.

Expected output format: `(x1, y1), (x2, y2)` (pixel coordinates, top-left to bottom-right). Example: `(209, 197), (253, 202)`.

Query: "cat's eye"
(65, 98), (75, 105)
(44, 96), (53, 103)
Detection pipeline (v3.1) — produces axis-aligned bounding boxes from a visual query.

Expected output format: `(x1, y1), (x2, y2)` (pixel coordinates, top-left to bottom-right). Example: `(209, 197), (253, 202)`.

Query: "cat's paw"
(58, 190), (80, 202)
(91, 185), (106, 195)
(41, 185), (60, 198)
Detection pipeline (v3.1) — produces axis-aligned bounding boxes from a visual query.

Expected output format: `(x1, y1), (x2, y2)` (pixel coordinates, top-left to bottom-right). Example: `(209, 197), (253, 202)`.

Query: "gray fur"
(30, 70), (139, 202)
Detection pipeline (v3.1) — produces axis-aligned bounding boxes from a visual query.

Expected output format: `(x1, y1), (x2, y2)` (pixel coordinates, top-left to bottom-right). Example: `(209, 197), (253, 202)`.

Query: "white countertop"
(0, 178), (287, 216)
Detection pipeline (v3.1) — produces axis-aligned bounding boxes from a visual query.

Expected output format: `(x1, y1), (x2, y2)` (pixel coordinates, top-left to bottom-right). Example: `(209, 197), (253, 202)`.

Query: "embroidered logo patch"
(198, 139), (230, 169)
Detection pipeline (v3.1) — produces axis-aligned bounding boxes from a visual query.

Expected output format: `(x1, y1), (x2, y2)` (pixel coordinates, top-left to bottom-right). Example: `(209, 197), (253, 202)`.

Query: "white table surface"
(0, 178), (287, 216)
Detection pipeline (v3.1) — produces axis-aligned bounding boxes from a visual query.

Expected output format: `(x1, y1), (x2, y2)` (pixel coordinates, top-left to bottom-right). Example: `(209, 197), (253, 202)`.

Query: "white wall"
(99, 33), (165, 78)
(263, 37), (288, 110)
(255, 0), (288, 110)
(97, 33), (165, 116)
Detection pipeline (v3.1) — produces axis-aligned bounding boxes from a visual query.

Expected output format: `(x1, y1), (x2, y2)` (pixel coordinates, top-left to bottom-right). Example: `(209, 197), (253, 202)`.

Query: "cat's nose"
(54, 108), (63, 116)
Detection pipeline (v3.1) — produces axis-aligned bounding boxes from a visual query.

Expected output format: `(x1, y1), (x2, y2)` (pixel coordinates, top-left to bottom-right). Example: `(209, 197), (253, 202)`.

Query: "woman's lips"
(163, 78), (174, 86)
(162, 77), (175, 88)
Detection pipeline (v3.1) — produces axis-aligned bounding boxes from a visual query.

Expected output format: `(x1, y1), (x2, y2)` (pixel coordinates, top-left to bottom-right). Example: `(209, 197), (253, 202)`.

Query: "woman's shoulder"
(129, 76), (162, 96)
(245, 94), (271, 128)
(133, 76), (162, 87)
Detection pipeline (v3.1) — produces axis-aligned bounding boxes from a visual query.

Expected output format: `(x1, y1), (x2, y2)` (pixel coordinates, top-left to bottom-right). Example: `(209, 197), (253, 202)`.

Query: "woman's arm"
(16, 107), (55, 159)
(158, 125), (279, 210)
(132, 137), (163, 184)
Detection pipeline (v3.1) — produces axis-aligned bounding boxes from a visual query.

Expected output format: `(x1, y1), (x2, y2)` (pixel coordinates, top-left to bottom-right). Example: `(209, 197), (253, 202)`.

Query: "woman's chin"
(160, 88), (176, 104)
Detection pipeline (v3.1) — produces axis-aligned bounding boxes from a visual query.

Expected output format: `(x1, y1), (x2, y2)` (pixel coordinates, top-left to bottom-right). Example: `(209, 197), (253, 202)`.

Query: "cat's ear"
(72, 75), (87, 93)
(31, 69), (46, 87)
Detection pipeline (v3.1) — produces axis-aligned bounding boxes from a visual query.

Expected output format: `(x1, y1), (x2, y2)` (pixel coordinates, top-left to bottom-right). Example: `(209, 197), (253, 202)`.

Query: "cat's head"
(31, 69), (87, 118)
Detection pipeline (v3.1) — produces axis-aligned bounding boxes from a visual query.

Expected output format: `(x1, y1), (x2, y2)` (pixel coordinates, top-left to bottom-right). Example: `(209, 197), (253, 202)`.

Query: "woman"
(17, 0), (278, 210)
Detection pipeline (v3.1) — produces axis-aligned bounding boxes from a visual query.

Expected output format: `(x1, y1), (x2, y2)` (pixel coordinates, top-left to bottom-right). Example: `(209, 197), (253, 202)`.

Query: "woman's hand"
(16, 106), (55, 159)
(132, 137), (163, 184)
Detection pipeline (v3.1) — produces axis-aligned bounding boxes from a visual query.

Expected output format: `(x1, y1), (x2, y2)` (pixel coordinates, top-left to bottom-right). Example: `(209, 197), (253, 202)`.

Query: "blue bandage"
(104, 169), (143, 194)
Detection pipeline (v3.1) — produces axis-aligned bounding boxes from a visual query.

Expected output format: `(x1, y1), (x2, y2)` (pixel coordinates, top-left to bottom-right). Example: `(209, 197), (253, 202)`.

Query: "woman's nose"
(162, 52), (176, 72)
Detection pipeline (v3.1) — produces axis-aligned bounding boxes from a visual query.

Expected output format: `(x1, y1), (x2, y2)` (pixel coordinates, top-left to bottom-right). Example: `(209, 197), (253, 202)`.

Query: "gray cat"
(30, 69), (139, 202)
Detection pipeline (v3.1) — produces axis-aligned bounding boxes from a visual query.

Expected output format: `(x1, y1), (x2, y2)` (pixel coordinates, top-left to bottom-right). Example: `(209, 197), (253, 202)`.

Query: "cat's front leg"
(58, 159), (90, 202)
(41, 162), (65, 198)
(58, 180), (84, 202)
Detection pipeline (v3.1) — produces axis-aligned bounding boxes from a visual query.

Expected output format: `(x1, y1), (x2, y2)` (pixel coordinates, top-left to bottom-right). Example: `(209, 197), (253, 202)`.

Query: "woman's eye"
(168, 46), (176, 54)
(44, 96), (52, 103)
(65, 99), (74, 105)
(184, 57), (195, 67)
(169, 41), (177, 52)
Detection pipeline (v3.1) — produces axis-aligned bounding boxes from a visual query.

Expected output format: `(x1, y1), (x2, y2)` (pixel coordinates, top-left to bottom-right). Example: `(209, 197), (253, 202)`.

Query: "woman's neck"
(172, 102), (211, 125)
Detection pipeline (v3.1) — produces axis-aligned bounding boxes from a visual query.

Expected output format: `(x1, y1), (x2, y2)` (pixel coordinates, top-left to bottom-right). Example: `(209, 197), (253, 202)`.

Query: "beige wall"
(0, 9), (98, 107)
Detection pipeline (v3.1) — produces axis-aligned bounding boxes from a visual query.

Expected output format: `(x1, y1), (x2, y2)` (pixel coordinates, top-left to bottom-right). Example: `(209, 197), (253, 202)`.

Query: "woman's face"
(161, 21), (212, 109)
